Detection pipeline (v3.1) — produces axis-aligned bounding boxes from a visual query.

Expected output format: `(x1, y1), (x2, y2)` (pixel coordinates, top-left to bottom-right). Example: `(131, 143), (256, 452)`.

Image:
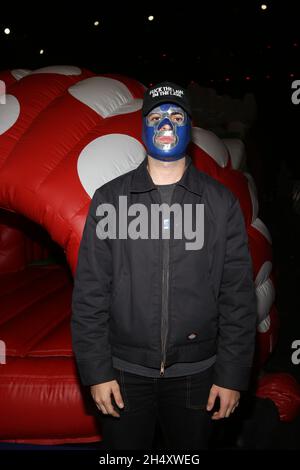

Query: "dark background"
(1, 1), (300, 177)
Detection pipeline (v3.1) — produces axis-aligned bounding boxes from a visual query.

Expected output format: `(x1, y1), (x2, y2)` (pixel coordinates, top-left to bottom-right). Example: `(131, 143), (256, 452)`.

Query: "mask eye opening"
(146, 112), (162, 126)
(170, 112), (185, 125)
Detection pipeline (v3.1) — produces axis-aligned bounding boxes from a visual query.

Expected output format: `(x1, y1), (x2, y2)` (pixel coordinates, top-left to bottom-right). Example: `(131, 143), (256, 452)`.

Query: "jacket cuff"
(213, 361), (252, 391)
(75, 356), (117, 386)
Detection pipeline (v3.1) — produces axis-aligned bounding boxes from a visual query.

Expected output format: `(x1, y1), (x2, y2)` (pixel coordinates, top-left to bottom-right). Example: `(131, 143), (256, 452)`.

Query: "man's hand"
(91, 380), (124, 418)
(206, 384), (240, 420)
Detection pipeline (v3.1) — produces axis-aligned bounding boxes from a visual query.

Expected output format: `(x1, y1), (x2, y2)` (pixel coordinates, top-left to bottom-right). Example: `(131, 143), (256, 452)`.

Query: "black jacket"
(71, 155), (257, 390)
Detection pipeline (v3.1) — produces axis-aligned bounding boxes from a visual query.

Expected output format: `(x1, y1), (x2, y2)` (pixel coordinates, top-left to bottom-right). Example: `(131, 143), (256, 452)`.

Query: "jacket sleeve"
(213, 195), (257, 391)
(71, 189), (116, 386)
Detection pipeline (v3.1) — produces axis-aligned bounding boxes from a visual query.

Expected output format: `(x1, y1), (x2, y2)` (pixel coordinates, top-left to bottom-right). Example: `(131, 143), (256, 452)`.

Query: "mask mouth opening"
(154, 130), (178, 150)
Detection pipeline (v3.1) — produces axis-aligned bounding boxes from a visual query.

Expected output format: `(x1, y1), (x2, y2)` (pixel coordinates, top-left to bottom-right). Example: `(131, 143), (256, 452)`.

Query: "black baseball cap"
(142, 81), (192, 117)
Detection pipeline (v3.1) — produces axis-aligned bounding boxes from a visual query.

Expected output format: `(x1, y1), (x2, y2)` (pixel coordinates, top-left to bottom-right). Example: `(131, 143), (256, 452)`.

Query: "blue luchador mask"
(142, 103), (191, 162)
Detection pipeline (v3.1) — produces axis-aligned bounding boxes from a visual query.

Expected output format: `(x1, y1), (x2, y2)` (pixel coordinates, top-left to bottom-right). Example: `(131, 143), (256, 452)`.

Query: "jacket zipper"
(160, 265), (169, 375)
(159, 186), (175, 376)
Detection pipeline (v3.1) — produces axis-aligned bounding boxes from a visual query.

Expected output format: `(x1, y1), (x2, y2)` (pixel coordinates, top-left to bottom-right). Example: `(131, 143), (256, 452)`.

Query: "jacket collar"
(129, 155), (203, 196)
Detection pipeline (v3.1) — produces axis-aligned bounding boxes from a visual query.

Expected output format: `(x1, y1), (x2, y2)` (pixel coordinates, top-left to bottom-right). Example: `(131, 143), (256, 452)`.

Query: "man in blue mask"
(72, 80), (256, 451)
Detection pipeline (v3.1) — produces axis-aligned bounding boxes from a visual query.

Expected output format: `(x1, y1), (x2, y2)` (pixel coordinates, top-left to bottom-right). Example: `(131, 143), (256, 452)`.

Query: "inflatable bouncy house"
(0, 66), (299, 445)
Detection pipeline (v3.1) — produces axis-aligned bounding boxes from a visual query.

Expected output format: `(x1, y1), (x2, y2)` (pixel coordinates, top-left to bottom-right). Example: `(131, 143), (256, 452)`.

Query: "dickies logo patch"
(187, 332), (198, 340)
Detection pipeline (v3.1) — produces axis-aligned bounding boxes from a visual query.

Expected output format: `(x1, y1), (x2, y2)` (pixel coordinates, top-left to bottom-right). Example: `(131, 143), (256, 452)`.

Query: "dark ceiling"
(1, 1), (299, 89)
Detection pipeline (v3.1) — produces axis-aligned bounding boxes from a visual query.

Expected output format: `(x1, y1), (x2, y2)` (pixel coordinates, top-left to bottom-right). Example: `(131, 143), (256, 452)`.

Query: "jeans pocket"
(186, 366), (214, 410)
(116, 369), (156, 414)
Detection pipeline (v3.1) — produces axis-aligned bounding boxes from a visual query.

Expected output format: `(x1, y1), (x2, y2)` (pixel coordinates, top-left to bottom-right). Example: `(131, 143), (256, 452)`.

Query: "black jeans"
(99, 365), (214, 450)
